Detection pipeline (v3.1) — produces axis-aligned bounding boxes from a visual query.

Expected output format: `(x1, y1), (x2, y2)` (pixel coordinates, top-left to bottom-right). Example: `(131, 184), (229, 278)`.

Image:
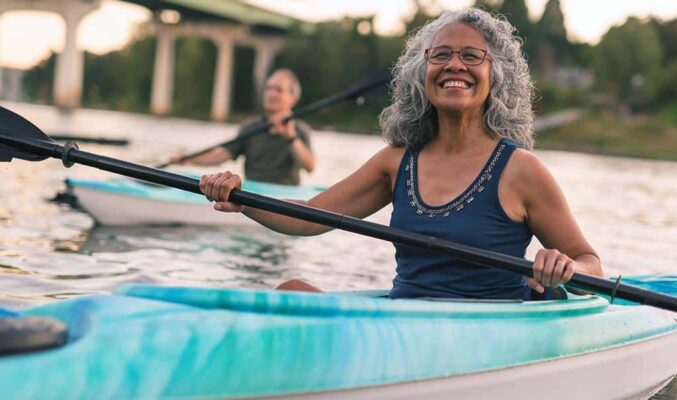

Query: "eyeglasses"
(424, 46), (489, 66)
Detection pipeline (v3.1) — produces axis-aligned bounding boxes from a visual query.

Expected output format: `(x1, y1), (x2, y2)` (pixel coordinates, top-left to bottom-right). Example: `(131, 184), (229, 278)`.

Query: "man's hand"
(268, 113), (297, 140)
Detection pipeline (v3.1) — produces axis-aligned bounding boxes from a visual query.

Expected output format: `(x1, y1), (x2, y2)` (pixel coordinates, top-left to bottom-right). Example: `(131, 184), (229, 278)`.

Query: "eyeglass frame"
(423, 46), (490, 66)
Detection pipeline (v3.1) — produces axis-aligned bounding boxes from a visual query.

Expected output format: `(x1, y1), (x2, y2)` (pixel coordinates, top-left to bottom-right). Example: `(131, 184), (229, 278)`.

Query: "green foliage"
(23, 53), (56, 103)
(498, 0), (531, 36)
(657, 101), (677, 126)
(473, 0), (501, 13)
(172, 38), (216, 119)
(81, 34), (155, 111)
(538, 111), (677, 160)
(232, 46), (256, 113)
(593, 17), (663, 111)
(655, 62), (677, 109)
(534, 78), (589, 114)
(274, 16), (395, 131)
(652, 18), (677, 65)
(535, 0), (570, 68)
(538, 0), (567, 43)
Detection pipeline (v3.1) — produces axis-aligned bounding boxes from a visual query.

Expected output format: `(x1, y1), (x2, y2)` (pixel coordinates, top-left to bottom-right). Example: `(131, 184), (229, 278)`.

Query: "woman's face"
(424, 22), (492, 115)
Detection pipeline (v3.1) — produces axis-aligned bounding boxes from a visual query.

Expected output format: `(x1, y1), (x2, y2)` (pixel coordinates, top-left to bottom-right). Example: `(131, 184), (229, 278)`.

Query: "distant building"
(1, 67), (26, 102)
(549, 67), (593, 90)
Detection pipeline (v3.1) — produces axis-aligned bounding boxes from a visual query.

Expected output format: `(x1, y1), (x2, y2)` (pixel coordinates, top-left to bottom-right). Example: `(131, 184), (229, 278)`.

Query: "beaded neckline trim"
(405, 143), (506, 218)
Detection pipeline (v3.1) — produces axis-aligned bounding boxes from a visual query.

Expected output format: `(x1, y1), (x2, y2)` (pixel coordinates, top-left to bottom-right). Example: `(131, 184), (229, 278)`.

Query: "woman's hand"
(199, 171), (245, 213)
(528, 249), (577, 294)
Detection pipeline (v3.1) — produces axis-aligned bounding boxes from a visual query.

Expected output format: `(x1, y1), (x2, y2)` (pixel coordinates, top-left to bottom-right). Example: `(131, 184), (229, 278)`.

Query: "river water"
(1, 101), (675, 397)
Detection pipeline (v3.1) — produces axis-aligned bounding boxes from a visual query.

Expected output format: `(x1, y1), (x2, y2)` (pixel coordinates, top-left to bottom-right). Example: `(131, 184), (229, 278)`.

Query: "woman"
(200, 8), (603, 300)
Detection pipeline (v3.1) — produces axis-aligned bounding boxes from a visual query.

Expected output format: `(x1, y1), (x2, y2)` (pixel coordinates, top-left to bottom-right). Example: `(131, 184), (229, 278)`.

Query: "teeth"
(443, 80), (470, 89)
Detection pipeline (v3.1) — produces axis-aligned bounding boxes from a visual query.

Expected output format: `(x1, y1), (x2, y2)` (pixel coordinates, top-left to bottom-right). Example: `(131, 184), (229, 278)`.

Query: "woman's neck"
(431, 111), (494, 155)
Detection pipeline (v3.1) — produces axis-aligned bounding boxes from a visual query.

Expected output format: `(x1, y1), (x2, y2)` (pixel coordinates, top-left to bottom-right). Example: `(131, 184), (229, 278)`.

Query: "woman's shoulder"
(505, 145), (544, 169)
(503, 147), (561, 199)
(374, 144), (408, 163)
(364, 145), (408, 175)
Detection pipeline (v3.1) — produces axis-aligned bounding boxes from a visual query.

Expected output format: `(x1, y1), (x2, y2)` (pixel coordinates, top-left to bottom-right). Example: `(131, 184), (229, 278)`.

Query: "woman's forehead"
(430, 22), (486, 48)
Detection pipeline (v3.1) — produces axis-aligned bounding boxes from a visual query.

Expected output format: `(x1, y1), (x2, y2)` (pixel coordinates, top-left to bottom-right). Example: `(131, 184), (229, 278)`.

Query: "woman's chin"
(435, 102), (480, 114)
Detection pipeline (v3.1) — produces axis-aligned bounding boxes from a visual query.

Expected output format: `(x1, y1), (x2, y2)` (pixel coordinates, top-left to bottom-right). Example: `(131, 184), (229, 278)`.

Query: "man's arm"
(289, 135), (315, 172)
(173, 147), (233, 166)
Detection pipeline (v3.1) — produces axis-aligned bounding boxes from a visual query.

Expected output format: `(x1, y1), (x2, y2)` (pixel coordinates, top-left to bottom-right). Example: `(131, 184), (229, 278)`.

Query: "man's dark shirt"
(223, 117), (312, 186)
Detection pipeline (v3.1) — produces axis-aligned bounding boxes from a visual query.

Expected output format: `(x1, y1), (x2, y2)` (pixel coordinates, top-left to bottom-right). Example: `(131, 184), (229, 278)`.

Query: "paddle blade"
(0, 106), (52, 162)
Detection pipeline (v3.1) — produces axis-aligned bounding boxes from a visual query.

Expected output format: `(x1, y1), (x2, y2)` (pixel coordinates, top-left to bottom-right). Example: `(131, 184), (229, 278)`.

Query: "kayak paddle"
(1, 105), (676, 313)
(51, 135), (129, 146)
(155, 67), (391, 168)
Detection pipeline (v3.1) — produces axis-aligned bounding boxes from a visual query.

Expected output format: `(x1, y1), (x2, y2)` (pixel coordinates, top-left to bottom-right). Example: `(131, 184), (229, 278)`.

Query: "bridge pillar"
(53, 1), (96, 108)
(148, 19), (288, 121)
(0, 0), (100, 107)
(150, 25), (176, 116)
(210, 37), (234, 121)
(252, 38), (285, 100)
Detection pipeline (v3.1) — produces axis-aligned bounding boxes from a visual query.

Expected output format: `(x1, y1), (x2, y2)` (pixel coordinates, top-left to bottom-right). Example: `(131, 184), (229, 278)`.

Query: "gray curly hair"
(379, 7), (535, 149)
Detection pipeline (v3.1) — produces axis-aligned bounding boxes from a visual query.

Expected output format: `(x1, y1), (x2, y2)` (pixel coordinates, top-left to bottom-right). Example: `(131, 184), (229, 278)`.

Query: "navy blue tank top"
(389, 138), (533, 300)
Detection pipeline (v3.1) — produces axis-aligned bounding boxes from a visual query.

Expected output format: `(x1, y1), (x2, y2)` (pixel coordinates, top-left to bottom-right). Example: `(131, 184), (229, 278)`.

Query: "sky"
(1, 0), (676, 69)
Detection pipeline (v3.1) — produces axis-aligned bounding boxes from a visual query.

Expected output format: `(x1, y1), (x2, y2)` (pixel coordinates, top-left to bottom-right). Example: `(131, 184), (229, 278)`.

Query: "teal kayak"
(1, 277), (676, 399)
(65, 177), (324, 226)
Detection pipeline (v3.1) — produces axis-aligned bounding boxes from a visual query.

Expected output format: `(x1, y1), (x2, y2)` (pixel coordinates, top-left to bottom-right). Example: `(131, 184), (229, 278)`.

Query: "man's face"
(262, 73), (298, 114)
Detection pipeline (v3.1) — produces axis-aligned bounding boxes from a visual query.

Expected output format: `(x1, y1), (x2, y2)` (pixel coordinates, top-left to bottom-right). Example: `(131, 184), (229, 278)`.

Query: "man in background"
(175, 69), (315, 186)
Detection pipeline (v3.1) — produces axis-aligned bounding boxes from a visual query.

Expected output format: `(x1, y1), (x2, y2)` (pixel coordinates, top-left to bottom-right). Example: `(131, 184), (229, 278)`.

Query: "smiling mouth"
(440, 80), (472, 89)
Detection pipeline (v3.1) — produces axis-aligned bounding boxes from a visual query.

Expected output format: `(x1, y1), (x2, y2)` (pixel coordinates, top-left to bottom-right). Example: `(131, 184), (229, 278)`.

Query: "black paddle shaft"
(1, 133), (676, 312)
(156, 68), (391, 168)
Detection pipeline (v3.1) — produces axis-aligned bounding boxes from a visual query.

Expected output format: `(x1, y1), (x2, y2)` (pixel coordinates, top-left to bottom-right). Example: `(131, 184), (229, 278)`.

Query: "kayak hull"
(1, 284), (675, 399)
(66, 177), (324, 226)
(271, 330), (677, 400)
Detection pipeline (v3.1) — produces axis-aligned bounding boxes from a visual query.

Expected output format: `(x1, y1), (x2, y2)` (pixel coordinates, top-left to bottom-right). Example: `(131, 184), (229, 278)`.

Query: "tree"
(593, 17), (663, 111)
(473, 0), (501, 13)
(498, 0), (536, 62)
(23, 53), (56, 104)
(652, 18), (677, 65)
(535, 0), (569, 73)
(538, 0), (567, 43)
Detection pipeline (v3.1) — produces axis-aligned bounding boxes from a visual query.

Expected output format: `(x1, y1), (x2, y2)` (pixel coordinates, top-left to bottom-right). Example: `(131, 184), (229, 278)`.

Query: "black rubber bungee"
(0, 317), (68, 356)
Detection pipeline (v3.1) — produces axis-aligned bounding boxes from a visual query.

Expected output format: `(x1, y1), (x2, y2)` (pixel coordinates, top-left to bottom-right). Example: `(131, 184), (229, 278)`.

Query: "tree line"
(22, 0), (677, 130)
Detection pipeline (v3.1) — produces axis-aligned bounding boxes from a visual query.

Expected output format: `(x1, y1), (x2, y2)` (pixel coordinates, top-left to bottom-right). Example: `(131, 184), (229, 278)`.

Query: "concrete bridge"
(0, 0), (306, 120)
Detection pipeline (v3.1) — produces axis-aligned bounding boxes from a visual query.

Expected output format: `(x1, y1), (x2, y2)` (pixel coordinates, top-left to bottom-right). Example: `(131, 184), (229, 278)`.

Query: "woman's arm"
(200, 146), (404, 236)
(501, 149), (602, 293)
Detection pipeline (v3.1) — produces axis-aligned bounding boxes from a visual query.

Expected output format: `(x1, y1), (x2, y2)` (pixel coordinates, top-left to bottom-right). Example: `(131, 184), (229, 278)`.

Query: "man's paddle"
(51, 135), (129, 146)
(0, 105), (676, 312)
(155, 67), (391, 169)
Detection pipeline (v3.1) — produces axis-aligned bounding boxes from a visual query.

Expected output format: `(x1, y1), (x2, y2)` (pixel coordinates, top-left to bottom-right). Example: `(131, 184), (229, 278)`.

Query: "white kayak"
(65, 177), (324, 226)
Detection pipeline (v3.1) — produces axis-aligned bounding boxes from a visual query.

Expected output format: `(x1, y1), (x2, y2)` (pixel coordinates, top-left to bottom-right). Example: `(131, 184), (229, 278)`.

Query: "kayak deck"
(1, 284), (675, 399)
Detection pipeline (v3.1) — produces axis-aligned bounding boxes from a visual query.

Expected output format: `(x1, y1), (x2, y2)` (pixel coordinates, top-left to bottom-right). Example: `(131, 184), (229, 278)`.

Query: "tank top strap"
(392, 146), (415, 206)
(479, 138), (521, 196)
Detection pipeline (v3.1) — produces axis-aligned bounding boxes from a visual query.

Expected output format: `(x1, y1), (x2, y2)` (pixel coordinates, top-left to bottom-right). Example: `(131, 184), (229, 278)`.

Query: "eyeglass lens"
(426, 47), (486, 66)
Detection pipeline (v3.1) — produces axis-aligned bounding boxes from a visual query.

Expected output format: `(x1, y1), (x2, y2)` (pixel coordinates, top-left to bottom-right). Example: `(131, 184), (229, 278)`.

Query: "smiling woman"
(200, 7), (603, 300)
